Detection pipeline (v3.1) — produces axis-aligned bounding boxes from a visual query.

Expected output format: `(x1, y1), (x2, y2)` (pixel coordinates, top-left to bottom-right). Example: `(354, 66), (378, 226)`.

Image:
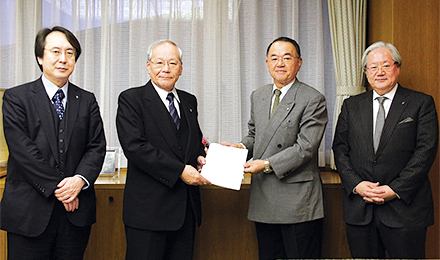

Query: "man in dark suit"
(116, 40), (211, 260)
(223, 37), (328, 259)
(333, 41), (438, 259)
(1, 26), (106, 259)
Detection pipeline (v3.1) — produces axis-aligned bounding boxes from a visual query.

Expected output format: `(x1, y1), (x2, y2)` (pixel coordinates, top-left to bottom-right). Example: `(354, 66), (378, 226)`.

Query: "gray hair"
(361, 41), (402, 71)
(146, 39), (183, 62)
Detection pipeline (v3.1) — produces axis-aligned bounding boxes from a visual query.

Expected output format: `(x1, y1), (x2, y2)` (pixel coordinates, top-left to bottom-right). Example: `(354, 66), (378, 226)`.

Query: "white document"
(201, 143), (248, 190)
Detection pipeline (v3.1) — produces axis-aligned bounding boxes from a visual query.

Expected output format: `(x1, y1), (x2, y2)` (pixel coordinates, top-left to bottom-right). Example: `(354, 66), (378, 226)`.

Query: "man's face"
(146, 42), (183, 92)
(266, 41), (302, 89)
(365, 47), (400, 95)
(37, 31), (76, 87)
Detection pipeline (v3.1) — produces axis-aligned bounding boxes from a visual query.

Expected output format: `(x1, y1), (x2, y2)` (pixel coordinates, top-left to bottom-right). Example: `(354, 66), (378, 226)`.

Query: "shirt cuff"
(75, 174), (90, 190)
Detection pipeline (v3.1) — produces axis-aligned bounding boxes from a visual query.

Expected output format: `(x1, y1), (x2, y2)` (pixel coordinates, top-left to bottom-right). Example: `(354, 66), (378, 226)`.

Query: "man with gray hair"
(116, 39), (210, 260)
(333, 41), (438, 258)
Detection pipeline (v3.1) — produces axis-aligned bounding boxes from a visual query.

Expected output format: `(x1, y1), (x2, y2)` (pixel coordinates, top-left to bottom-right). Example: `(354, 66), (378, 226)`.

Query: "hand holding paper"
(201, 143), (248, 190)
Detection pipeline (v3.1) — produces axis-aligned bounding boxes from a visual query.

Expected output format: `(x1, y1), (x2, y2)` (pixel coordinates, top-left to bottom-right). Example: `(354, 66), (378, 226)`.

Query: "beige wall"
(368, 0), (440, 258)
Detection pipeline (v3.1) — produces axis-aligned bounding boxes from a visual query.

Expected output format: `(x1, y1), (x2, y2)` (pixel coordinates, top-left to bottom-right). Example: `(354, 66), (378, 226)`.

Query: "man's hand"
(181, 165), (211, 186)
(354, 181), (398, 204)
(220, 142), (244, 149)
(54, 176), (85, 204)
(243, 160), (265, 175)
(197, 156), (206, 172)
(63, 197), (79, 212)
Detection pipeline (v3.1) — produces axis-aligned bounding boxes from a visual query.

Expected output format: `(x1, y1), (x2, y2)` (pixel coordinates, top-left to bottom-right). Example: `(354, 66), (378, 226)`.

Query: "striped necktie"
(166, 92), (180, 129)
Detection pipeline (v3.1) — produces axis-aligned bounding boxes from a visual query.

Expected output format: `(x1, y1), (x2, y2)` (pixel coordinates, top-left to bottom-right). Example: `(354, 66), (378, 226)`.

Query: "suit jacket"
(241, 79), (328, 224)
(332, 85), (438, 228)
(116, 80), (205, 231)
(0, 77), (106, 237)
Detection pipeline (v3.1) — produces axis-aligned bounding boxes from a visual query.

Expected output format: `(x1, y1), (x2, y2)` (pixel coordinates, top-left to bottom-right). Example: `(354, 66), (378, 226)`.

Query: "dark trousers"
(7, 201), (91, 260)
(125, 201), (196, 260)
(255, 218), (323, 260)
(346, 215), (427, 259)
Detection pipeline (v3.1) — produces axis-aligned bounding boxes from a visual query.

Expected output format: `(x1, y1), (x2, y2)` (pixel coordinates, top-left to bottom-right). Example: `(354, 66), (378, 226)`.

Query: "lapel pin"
(76, 95), (79, 99)
(189, 108), (193, 112)
(287, 108), (290, 111)
(401, 102), (405, 105)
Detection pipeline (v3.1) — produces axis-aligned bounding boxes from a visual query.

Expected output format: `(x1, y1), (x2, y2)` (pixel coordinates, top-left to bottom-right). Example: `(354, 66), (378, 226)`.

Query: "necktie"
(166, 93), (180, 129)
(52, 89), (65, 120)
(374, 96), (387, 152)
(271, 89), (281, 117)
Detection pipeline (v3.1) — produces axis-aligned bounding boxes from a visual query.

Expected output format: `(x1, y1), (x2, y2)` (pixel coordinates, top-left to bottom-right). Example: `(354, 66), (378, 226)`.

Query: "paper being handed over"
(201, 143), (248, 190)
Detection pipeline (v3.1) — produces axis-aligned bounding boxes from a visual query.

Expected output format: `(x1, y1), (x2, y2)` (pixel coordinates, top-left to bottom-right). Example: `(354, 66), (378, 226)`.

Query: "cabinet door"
(0, 187), (5, 260)
(84, 188), (125, 260)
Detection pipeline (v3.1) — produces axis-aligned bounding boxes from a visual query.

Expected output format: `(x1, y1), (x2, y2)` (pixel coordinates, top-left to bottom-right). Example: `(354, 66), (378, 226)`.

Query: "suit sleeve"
(332, 99), (364, 195)
(116, 90), (185, 188)
(270, 92), (328, 178)
(389, 95), (439, 204)
(72, 93), (107, 185)
(241, 91), (256, 159)
(2, 89), (61, 198)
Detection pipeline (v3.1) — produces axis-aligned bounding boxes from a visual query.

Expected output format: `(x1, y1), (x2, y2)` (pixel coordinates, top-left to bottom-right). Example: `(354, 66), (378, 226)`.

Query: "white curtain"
(1, 0), (335, 167)
(328, 0), (366, 169)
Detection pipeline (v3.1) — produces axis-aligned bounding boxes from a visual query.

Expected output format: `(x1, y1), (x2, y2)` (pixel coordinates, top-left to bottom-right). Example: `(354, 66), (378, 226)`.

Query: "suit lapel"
(254, 82), (299, 158)
(376, 85), (409, 156)
(144, 82), (182, 159)
(30, 78), (59, 160)
(178, 91), (195, 163)
(358, 91), (375, 155)
(64, 84), (80, 154)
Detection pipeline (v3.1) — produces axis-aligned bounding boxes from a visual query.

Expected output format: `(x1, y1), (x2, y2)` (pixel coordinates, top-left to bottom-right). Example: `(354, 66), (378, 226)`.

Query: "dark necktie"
(374, 96), (387, 152)
(52, 89), (65, 120)
(271, 89), (281, 117)
(166, 93), (180, 129)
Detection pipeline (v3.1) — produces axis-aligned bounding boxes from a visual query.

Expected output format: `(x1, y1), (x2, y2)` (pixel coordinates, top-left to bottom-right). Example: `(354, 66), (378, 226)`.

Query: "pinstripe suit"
(333, 85), (438, 257)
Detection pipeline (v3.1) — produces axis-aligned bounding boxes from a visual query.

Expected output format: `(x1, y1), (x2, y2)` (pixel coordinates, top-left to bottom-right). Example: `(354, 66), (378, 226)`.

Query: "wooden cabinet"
(83, 188), (126, 259)
(0, 171), (350, 259)
(0, 187), (5, 260)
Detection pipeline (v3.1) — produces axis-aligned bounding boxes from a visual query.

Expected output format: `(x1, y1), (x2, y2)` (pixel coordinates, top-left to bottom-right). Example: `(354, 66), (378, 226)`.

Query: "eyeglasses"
(45, 48), (75, 59)
(366, 62), (397, 73)
(149, 60), (181, 69)
(268, 55), (299, 64)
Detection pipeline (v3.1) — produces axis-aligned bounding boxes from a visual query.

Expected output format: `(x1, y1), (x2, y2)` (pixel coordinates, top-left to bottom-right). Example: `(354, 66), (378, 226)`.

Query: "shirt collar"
(42, 75), (69, 101)
(151, 82), (180, 103)
(272, 79), (295, 94)
(373, 83), (398, 101)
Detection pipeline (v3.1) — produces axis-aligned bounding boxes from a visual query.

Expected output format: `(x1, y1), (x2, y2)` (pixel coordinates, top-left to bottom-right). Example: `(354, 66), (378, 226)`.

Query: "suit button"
(59, 128), (64, 133)
(373, 160), (377, 165)
(59, 149), (64, 154)
(59, 139), (64, 143)
(277, 144), (282, 148)
(60, 170), (64, 175)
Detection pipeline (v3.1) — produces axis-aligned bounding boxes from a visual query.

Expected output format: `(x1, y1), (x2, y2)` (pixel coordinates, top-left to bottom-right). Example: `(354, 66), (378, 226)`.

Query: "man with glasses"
(116, 40), (210, 260)
(223, 37), (328, 259)
(1, 26), (106, 259)
(333, 41), (438, 258)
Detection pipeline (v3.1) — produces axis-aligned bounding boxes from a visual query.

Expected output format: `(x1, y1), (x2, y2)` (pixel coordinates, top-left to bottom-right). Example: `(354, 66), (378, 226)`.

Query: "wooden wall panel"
(367, 0), (440, 258)
(0, 89), (7, 176)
